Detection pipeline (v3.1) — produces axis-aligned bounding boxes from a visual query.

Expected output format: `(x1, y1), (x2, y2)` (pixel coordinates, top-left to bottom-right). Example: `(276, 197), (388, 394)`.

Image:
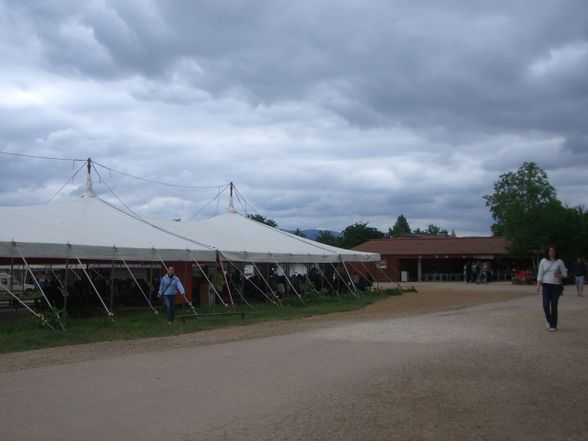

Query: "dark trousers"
(542, 283), (562, 329)
(163, 295), (176, 322)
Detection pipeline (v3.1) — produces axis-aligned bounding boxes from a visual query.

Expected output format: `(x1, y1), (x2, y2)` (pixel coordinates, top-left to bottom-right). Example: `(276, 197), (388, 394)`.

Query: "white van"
(0, 272), (35, 301)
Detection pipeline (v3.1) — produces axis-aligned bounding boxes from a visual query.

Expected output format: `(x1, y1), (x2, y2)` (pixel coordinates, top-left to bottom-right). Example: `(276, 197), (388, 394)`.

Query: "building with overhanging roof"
(354, 235), (517, 282)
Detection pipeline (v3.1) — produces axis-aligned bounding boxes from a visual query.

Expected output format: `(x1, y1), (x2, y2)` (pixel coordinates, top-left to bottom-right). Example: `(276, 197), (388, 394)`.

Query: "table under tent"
(0, 171), (380, 328)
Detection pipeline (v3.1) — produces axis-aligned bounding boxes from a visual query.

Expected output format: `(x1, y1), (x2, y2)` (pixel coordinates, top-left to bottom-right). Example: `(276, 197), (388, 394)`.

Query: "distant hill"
(284, 229), (342, 241)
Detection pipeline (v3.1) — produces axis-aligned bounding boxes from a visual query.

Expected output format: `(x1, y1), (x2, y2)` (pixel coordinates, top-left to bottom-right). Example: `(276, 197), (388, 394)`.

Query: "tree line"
(247, 214), (450, 250)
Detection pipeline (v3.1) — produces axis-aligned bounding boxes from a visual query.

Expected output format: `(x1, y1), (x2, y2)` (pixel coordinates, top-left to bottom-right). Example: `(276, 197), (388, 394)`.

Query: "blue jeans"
(542, 283), (562, 329)
(163, 295), (176, 322)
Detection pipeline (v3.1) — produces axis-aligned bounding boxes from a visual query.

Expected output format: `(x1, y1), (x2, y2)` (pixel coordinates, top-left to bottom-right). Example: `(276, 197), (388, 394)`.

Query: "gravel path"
(1, 283), (586, 440)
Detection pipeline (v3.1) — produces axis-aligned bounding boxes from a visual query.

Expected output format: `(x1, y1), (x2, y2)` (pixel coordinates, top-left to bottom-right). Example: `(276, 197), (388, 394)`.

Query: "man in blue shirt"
(158, 266), (185, 324)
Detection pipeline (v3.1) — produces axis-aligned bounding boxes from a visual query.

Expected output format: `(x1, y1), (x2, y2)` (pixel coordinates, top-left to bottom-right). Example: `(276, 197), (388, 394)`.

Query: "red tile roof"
(354, 236), (508, 257)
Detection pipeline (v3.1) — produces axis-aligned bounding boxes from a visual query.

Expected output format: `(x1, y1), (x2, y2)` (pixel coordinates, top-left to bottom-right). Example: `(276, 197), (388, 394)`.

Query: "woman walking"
(536, 246), (567, 332)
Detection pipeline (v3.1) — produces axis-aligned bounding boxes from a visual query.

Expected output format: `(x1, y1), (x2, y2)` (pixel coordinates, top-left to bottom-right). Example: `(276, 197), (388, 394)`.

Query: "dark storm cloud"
(1, 0), (587, 235)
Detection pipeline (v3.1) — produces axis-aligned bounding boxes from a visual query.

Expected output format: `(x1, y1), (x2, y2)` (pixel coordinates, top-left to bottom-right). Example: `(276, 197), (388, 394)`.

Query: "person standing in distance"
(158, 266), (185, 324)
(573, 257), (585, 297)
(536, 246), (567, 332)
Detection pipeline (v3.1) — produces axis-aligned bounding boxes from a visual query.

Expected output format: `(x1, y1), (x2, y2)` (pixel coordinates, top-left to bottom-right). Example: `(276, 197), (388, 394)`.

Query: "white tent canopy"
(0, 177), (379, 264)
(158, 212), (379, 263)
(0, 196), (216, 262)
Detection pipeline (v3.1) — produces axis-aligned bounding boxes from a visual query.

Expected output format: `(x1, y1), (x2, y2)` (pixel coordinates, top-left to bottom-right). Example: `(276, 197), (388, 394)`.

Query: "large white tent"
(0, 174), (379, 265)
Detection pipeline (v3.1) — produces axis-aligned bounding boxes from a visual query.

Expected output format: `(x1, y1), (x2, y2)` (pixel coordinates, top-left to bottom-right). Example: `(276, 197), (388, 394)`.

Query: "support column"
(110, 258), (115, 311)
(64, 257), (69, 315)
(418, 256), (422, 282)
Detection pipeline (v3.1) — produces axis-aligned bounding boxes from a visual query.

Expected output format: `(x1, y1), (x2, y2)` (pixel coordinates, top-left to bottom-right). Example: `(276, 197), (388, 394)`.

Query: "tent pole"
(240, 264), (246, 306)
(148, 260), (154, 303)
(341, 259), (359, 296)
(64, 250), (70, 316)
(217, 254), (235, 308)
(110, 255), (115, 312)
(285, 263), (290, 296)
(9, 251), (15, 310)
(302, 264), (315, 295)
(49, 267), (66, 312)
(71, 248), (114, 320)
(266, 263), (270, 297)
(222, 261), (254, 309)
(187, 250), (229, 308)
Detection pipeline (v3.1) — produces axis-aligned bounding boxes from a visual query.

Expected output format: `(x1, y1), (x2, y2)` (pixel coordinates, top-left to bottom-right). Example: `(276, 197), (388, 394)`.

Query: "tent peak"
(80, 158), (96, 198)
(226, 181), (237, 213)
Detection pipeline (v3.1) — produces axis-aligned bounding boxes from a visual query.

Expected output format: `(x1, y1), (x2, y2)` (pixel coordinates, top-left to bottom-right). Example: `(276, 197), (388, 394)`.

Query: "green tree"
(292, 228), (306, 238)
(507, 201), (586, 261)
(339, 222), (385, 249)
(484, 161), (557, 236)
(483, 162), (587, 261)
(246, 213), (278, 228)
(413, 225), (449, 236)
(315, 230), (341, 246)
(388, 214), (411, 236)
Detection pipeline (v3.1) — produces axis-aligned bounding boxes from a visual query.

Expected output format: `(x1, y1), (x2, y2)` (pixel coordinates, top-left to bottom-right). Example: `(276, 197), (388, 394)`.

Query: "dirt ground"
(0, 282), (530, 372)
(1, 282), (587, 441)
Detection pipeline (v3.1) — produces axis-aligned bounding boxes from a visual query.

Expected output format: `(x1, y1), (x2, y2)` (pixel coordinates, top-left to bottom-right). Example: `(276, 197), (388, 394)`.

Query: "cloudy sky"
(1, 1), (587, 235)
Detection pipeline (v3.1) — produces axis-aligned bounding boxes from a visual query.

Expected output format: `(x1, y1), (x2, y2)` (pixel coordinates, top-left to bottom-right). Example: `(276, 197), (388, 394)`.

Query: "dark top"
(573, 262), (586, 277)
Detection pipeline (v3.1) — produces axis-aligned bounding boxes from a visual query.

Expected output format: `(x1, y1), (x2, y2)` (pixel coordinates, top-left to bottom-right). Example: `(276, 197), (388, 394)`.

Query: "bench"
(178, 312), (246, 323)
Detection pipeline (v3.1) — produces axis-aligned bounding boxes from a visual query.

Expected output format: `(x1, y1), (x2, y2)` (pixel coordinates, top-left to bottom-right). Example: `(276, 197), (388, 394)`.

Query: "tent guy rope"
(13, 243), (66, 330)
(115, 248), (159, 315)
(70, 245), (114, 320)
(186, 249), (229, 308)
(226, 260), (275, 306)
(0, 283), (55, 330)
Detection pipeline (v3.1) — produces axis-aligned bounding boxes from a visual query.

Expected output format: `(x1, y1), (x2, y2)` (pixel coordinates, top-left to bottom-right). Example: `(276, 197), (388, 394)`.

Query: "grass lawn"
(0, 288), (413, 354)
